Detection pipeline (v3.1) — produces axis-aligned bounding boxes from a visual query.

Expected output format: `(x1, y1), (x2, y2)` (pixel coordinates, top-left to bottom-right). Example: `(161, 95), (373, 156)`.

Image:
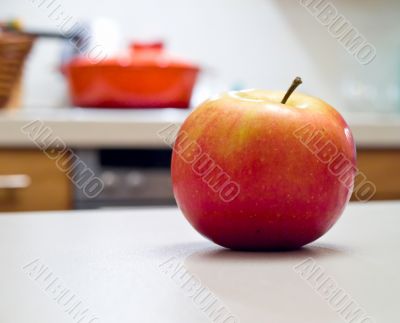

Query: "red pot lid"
(68, 41), (199, 70)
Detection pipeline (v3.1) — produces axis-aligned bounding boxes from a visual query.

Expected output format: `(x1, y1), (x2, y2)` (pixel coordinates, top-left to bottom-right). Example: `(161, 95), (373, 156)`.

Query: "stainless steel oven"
(73, 149), (175, 209)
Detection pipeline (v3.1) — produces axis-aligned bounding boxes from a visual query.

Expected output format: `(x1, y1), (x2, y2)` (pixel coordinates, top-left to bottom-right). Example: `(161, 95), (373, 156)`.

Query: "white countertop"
(0, 201), (399, 322)
(0, 107), (400, 148)
(0, 108), (188, 149)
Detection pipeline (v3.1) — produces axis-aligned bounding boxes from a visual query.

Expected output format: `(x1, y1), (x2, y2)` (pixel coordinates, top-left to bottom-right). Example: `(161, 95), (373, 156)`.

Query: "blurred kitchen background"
(0, 0), (399, 211)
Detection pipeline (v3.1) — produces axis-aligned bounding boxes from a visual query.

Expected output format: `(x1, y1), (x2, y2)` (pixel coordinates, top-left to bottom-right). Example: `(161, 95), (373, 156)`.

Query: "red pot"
(62, 42), (200, 108)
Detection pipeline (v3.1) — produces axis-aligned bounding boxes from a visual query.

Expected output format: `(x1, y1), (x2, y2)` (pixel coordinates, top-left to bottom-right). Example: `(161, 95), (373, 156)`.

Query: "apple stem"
(281, 77), (302, 104)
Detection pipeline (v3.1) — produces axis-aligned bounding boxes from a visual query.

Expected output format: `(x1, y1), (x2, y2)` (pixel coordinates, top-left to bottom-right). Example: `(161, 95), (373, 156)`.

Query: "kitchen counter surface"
(0, 108), (187, 149)
(0, 201), (399, 323)
(0, 107), (400, 148)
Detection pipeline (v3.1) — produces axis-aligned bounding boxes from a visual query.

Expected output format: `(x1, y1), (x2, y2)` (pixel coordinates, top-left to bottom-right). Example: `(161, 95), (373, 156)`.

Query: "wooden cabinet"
(352, 149), (400, 201)
(0, 147), (398, 212)
(0, 149), (71, 212)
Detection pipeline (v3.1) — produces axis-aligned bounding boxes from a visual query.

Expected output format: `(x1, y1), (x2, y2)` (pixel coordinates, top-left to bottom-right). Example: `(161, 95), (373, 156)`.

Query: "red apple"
(171, 79), (356, 250)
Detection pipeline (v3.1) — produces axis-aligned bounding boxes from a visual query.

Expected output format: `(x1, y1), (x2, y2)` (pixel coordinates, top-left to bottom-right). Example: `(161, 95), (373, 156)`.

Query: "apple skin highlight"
(171, 89), (356, 250)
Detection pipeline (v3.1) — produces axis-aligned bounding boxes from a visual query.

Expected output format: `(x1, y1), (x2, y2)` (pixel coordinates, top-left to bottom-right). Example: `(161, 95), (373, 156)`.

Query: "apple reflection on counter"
(156, 240), (386, 323)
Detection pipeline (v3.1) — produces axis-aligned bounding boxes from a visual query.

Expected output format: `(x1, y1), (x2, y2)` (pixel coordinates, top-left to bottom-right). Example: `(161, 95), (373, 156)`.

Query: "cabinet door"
(0, 149), (71, 212)
(352, 149), (400, 201)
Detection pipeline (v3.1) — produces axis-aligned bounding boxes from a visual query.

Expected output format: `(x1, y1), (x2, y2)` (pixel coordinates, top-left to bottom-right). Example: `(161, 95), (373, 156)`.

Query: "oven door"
(72, 149), (175, 209)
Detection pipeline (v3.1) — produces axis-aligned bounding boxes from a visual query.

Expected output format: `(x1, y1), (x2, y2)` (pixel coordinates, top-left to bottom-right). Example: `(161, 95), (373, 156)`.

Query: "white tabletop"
(0, 201), (399, 323)
(0, 107), (400, 148)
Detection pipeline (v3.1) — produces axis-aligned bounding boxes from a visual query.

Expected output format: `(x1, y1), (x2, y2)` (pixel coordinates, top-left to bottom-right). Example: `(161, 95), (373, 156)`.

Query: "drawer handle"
(0, 175), (31, 189)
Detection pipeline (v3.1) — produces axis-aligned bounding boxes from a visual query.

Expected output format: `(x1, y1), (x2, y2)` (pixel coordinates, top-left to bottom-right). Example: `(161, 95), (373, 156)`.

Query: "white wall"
(1, 0), (399, 113)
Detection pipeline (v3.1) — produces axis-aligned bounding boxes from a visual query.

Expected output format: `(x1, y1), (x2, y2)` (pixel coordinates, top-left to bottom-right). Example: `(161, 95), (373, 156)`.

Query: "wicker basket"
(0, 33), (35, 108)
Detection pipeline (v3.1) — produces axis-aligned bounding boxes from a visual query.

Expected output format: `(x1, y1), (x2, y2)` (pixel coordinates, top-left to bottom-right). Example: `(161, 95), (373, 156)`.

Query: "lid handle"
(130, 41), (164, 52)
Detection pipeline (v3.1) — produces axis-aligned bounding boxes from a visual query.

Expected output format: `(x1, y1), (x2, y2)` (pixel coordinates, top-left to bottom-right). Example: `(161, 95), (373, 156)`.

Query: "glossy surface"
(0, 202), (398, 323)
(63, 42), (199, 108)
(172, 90), (356, 249)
